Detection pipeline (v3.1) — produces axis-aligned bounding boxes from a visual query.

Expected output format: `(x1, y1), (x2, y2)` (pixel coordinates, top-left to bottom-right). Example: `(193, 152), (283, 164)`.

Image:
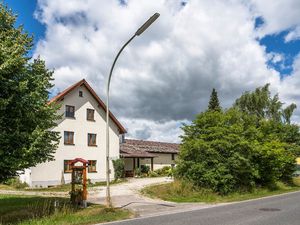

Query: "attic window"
(79, 91), (83, 97)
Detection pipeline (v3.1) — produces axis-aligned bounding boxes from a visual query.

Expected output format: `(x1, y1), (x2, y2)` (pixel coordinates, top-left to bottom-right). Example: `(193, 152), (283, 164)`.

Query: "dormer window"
(65, 105), (75, 118)
(79, 91), (83, 97)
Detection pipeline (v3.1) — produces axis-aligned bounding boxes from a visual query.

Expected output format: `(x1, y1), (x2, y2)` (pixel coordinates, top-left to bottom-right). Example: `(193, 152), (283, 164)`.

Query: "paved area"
(101, 190), (300, 225)
(88, 177), (220, 217)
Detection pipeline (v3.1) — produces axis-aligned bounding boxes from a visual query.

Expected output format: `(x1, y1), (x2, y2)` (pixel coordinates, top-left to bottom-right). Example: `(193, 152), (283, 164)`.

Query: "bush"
(134, 168), (142, 177)
(4, 177), (29, 189)
(176, 109), (297, 195)
(140, 165), (150, 174)
(155, 166), (172, 176)
(112, 159), (125, 180)
(148, 171), (159, 177)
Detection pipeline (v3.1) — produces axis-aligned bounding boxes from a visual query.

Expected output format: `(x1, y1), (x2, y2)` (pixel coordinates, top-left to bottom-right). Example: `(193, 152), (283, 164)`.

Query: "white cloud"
(34, 0), (300, 142)
(250, 0), (300, 38)
(285, 26), (300, 42)
(120, 118), (188, 143)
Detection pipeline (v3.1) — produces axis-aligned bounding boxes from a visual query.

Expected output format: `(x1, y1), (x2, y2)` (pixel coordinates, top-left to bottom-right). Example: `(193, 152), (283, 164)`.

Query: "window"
(64, 131), (74, 145)
(64, 160), (72, 173)
(88, 160), (97, 173)
(65, 105), (75, 118)
(88, 133), (97, 146)
(79, 91), (83, 97)
(87, 109), (95, 121)
(171, 153), (175, 160)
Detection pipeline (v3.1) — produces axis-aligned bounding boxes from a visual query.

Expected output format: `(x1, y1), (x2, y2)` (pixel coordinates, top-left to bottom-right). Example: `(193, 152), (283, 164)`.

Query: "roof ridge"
(125, 138), (179, 145)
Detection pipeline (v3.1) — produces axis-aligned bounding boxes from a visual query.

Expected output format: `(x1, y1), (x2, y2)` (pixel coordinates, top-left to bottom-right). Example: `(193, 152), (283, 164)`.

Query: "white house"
(20, 79), (126, 187)
(20, 79), (180, 187)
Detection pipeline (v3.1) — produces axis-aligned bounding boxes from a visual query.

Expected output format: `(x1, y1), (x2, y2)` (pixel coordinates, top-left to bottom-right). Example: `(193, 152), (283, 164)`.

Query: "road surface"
(102, 190), (300, 225)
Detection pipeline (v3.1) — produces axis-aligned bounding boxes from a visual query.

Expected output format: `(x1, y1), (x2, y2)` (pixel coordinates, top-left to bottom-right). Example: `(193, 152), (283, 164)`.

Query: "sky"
(3, 0), (300, 143)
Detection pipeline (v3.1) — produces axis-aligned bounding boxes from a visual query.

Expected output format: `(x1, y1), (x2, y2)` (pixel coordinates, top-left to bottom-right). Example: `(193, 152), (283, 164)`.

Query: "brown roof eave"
(48, 79), (127, 134)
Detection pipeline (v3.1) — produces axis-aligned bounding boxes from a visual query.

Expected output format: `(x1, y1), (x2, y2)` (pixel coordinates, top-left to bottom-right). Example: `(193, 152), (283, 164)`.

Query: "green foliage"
(112, 159), (125, 180)
(0, 4), (60, 182)
(134, 168), (142, 177)
(234, 84), (296, 123)
(177, 108), (297, 195)
(4, 177), (28, 189)
(208, 88), (221, 112)
(154, 166), (172, 176)
(140, 165), (150, 174)
(148, 171), (159, 177)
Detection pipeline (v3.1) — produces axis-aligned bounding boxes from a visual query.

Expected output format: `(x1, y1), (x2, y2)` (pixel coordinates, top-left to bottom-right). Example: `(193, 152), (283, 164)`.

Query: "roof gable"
(48, 79), (126, 134)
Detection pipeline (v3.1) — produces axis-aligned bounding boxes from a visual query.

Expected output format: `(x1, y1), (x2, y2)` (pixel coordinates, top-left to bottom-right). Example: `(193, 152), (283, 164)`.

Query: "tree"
(234, 84), (300, 156)
(234, 84), (296, 123)
(0, 4), (60, 182)
(176, 109), (296, 194)
(208, 88), (221, 112)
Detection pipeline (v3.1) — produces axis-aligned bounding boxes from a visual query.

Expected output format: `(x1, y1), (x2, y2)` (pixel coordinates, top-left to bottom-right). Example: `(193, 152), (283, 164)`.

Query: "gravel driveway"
(88, 177), (220, 217)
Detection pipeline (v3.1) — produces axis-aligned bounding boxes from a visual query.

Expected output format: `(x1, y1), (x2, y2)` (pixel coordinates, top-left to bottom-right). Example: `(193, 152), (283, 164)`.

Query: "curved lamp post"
(105, 13), (160, 207)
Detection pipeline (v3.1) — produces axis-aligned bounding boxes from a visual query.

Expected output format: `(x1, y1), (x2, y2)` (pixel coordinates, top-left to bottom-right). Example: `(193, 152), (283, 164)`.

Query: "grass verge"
(0, 194), (132, 225)
(141, 177), (300, 203)
(0, 179), (127, 192)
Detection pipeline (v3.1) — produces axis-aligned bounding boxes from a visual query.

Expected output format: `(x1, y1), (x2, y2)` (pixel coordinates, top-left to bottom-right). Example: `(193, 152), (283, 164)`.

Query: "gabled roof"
(120, 139), (179, 156)
(48, 79), (126, 134)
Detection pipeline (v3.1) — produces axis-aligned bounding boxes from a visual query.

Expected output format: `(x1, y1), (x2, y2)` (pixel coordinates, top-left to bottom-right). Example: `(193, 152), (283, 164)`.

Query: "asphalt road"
(103, 191), (300, 225)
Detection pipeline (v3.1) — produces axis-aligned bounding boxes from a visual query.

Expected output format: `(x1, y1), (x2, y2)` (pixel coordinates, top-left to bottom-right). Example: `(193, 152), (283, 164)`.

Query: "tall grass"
(0, 195), (131, 225)
(142, 177), (300, 203)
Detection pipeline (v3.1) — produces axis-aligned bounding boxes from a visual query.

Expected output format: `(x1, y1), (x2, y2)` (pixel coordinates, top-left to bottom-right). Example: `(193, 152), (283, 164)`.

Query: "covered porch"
(120, 151), (156, 177)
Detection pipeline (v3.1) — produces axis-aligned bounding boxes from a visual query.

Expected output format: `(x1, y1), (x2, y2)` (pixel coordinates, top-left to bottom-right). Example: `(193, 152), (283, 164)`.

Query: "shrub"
(112, 159), (125, 180)
(148, 171), (159, 177)
(4, 177), (29, 189)
(140, 165), (150, 174)
(134, 168), (142, 177)
(155, 166), (172, 176)
(176, 109), (296, 195)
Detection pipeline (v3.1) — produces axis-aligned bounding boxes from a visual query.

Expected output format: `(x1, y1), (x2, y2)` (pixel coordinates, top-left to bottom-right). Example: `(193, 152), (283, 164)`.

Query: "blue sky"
(3, 0), (45, 49)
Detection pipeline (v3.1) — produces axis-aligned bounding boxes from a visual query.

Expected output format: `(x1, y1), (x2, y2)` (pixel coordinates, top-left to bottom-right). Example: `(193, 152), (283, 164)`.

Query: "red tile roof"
(48, 79), (126, 134)
(120, 139), (179, 158)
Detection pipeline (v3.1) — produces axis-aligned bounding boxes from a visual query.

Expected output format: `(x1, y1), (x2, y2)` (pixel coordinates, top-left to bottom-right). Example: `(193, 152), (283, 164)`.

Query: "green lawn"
(0, 179), (127, 193)
(0, 195), (131, 225)
(141, 177), (300, 203)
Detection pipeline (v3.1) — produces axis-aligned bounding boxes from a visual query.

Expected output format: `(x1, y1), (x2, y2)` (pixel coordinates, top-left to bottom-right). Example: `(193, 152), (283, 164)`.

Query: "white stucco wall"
(152, 153), (177, 170)
(27, 85), (121, 187)
(125, 153), (178, 172)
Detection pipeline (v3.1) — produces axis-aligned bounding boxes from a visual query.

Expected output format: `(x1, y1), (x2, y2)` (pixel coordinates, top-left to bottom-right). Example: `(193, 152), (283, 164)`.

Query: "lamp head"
(135, 13), (160, 36)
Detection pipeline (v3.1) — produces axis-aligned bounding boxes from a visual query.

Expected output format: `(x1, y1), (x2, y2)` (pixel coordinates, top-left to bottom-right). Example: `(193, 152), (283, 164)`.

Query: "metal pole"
(106, 34), (136, 207)
(105, 12), (160, 208)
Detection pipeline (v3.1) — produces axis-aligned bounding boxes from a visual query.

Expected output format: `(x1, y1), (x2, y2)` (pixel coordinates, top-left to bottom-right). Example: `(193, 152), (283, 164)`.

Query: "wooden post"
(82, 166), (87, 208)
(150, 157), (154, 171)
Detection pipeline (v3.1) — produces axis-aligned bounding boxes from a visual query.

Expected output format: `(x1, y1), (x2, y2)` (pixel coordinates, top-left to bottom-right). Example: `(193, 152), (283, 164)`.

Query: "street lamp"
(105, 12), (160, 207)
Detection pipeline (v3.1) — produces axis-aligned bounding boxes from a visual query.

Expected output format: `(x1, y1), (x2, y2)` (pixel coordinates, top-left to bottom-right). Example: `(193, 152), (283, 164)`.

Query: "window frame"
(87, 108), (95, 121)
(88, 160), (97, 173)
(79, 91), (83, 97)
(65, 105), (75, 118)
(171, 153), (175, 160)
(64, 131), (74, 145)
(64, 160), (72, 173)
(88, 133), (97, 146)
